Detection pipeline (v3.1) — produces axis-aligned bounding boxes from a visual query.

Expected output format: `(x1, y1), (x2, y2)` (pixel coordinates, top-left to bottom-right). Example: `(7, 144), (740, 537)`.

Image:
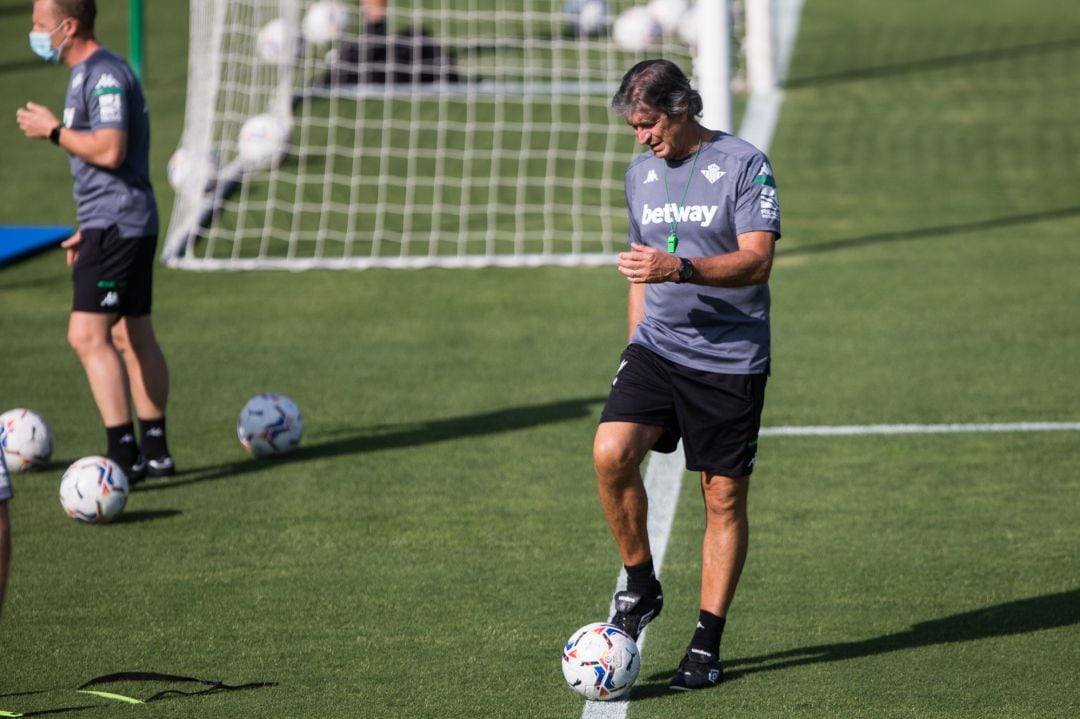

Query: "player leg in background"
(0, 446), (10, 619)
(594, 420), (666, 637)
(111, 316), (173, 475)
(67, 310), (142, 475)
(0, 498), (10, 618)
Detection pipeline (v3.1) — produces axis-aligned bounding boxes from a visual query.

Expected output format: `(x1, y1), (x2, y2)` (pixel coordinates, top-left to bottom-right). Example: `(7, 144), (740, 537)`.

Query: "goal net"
(163, 1), (750, 270)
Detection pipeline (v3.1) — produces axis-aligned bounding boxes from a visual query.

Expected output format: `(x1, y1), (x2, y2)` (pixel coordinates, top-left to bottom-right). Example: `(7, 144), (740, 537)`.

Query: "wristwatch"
(676, 257), (694, 283)
(49, 125), (63, 145)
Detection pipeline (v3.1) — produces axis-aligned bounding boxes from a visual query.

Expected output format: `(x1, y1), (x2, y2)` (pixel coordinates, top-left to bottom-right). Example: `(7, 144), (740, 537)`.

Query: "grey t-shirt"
(625, 131), (781, 374)
(63, 48), (158, 238)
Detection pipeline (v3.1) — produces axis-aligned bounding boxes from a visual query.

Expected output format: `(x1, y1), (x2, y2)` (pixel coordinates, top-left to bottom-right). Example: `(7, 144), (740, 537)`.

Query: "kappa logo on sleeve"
(753, 161), (776, 187)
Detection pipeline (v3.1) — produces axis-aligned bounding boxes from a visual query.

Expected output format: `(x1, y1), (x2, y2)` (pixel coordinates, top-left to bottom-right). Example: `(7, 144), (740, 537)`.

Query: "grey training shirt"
(63, 48), (158, 238)
(625, 131), (781, 374)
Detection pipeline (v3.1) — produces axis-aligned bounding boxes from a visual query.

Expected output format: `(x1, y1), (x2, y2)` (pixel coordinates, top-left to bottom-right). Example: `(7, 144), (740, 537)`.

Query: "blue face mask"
(29, 20), (68, 63)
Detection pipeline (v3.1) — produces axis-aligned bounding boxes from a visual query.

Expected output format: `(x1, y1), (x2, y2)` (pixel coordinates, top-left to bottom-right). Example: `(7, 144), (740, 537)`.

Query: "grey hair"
(611, 59), (704, 120)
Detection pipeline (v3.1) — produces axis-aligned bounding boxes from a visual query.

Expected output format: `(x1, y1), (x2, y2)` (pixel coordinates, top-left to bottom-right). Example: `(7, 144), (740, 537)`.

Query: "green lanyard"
(662, 131), (702, 253)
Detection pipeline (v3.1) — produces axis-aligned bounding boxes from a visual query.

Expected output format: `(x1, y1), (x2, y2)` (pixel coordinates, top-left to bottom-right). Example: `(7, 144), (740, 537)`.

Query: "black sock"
(139, 416), (169, 460)
(106, 422), (139, 467)
(624, 558), (661, 596)
(689, 610), (726, 658)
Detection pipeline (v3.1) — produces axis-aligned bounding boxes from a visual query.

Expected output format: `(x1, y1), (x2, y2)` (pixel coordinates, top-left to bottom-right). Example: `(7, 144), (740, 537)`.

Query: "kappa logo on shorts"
(612, 359), (629, 386)
(100, 291), (120, 308)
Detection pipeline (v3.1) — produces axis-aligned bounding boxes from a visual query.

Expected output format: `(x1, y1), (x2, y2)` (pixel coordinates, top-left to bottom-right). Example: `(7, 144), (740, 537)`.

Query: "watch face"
(680, 259), (693, 281)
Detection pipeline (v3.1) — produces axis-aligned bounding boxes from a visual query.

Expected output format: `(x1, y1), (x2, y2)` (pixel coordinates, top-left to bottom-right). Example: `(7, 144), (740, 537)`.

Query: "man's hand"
(62, 229), (82, 267)
(618, 243), (680, 284)
(16, 102), (60, 141)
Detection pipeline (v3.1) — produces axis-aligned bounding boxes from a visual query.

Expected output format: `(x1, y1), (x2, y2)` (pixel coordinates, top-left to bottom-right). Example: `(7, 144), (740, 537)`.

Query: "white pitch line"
(761, 421), (1080, 437)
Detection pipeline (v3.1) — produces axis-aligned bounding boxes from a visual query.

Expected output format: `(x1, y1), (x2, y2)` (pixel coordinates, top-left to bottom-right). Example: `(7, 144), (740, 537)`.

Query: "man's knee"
(701, 474), (749, 518)
(67, 315), (112, 356)
(110, 321), (131, 354)
(594, 423), (655, 479)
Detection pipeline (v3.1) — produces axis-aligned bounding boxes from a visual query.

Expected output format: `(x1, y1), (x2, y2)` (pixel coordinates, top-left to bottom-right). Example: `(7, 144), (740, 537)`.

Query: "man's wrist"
(675, 257), (695, 283)
(49, 124), (63, 145)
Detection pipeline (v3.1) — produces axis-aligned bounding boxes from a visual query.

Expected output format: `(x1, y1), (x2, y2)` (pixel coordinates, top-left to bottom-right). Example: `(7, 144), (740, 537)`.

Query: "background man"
(16, 0), (174, 482)
(595, 59), (781, 691)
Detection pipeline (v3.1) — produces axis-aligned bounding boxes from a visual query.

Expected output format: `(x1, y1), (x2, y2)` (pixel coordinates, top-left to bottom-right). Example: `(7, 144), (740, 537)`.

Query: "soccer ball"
(565, 0), (609, 37)
(562, 622), (640, 701)
(612, 6), (661, 52)
(237, 393), (304, 457)
(0, 408), (53, 473)
(302, 0), (349, 45)
(256, 17), (298, 65)
(237, 113), (291, 169)
(59, 456), (129, 524)
(676, 3), (699, 47)
(166, 146), (219, 193)
(647, 0), (688, 36)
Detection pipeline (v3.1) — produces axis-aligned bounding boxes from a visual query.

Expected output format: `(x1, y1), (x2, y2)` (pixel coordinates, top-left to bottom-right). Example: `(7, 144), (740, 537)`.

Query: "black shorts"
(71, 226), (157, 316)
(599, 343), (768, 477)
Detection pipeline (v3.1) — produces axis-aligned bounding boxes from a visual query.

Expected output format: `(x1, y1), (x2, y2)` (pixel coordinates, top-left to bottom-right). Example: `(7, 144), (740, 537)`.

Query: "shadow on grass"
(109, 508), (182, 523)
(784, 36), (1080, 89)
(781, 206), (1080, 258)
(629, 588), (1080, 700)
(135, 395), (605, 492)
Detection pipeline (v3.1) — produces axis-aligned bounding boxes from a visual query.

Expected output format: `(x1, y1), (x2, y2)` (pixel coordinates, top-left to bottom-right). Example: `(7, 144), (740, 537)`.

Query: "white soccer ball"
(647, 0), (688, 36)
(237, 113), (291, 169)
(237, 393), (304, 458)
(565, 0), (609, 37)
(676, 2), (698, 47)
(612, 6), (661, 52)
(562, 622), (640, 701)
(0, 408), (53, 473)
(166, 146), (219, 193)
(59, 456), (129, 524)
(302, 0), (349, 45)
(256, 17), (297, 65)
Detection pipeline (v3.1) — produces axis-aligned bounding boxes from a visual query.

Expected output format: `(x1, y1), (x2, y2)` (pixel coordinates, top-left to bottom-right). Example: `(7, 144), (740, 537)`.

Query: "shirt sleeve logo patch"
(759, 186), (779, 220)
(93, 74), (124, 123)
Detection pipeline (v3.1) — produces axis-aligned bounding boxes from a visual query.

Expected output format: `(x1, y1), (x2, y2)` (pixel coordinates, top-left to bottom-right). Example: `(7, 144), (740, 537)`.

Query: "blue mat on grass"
(0, 225), (72, 267)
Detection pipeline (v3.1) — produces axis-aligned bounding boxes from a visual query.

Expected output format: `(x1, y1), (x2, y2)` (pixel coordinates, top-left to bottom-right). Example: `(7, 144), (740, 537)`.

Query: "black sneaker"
(125, 455), (148, 485)
(609, 588), (663, 640)
(147, 454), (176, 478)
(669, 648), (724, 691)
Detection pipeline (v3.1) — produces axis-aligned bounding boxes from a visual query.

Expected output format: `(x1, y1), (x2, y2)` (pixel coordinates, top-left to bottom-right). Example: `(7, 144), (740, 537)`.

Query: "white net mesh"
(164, 1), (721, 270)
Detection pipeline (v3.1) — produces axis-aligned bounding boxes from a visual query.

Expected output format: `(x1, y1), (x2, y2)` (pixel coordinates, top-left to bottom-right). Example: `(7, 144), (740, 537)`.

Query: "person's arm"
(617, 230), (777, 287)
(0, 501), (10, 618)
(16, 101), (127, 169)
(627, 282), (645, 342)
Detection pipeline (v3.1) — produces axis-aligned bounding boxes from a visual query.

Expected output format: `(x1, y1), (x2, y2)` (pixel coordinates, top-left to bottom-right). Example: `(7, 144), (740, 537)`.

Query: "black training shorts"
(599, 343), (768, 477)
(71, 226), (157, 316)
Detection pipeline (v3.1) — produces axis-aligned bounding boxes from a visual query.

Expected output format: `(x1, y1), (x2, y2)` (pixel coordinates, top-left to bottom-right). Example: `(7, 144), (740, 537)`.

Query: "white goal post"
(162, 0), (776, 270)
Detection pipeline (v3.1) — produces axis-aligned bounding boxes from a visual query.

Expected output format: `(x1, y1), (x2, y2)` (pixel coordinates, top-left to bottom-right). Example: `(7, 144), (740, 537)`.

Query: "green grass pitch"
(1, 0), (1079, 716)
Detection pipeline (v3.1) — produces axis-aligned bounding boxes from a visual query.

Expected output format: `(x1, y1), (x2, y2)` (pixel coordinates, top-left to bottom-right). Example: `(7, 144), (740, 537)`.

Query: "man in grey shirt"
(596, 59), (781, 691)
(17, 0), (174, 481)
